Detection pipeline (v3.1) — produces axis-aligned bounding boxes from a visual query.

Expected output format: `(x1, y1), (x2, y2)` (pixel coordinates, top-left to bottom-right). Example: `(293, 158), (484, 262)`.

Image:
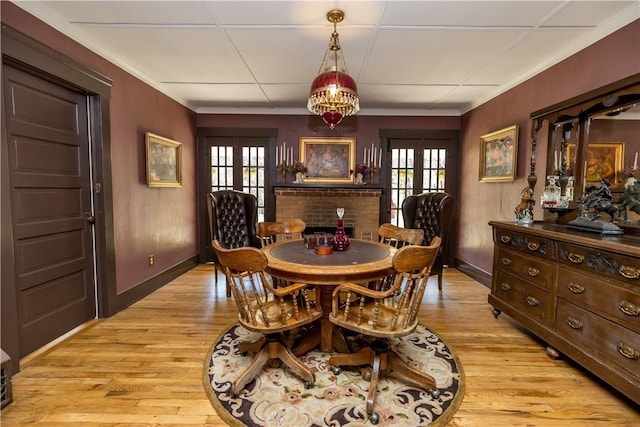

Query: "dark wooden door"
(3, 65), (96, 356)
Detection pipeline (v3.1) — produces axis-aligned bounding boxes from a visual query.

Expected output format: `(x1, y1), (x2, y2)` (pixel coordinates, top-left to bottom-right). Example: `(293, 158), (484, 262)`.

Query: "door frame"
(1, 25), (116, 371)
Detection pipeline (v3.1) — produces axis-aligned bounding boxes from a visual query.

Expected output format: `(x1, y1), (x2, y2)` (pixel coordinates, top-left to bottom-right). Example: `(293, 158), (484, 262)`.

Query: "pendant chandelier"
(307, 10), (359, 129)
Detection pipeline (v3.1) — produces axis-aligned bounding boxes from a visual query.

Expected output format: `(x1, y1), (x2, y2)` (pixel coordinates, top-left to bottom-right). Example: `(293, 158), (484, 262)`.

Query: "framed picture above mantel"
(300, 137), (355, 184)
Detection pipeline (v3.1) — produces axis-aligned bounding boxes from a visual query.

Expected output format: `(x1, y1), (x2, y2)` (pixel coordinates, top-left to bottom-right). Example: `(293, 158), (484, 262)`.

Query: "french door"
(208, 138), (267, 222)
(381, 130), (459, 264)
(197, 129), (277, 262)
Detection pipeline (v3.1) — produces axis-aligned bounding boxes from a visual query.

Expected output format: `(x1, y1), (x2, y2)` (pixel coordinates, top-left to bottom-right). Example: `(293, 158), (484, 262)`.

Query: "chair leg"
(328, 347), (374, 368)
(365, 352), (382, 416)
(232, 344), (270, 395)
(330, 340), (437, 421)
(237, 337), (264, 355)
(269, 340), (314, 386)
(438, 271), (443, 291)
(233, 334), (314, 395)
(387, 351), (436, 390)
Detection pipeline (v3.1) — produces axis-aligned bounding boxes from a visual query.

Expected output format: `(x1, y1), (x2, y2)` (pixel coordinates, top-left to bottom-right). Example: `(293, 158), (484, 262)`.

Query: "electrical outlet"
(148, 255), (154, 266)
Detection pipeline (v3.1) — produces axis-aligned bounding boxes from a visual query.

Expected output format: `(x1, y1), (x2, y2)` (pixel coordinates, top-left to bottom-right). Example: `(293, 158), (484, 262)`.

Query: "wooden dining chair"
(327, 237), (442, 424)
(372, 223), (424, 291)
(212, 240), (321, 395)
(377, 222), (424, 247)
(257, 218), (306, 247)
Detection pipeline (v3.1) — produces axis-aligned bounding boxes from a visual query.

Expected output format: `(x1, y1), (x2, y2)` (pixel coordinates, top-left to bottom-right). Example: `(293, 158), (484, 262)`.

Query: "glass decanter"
(329, 207), (350, 251)
(541, 175), (560, 208)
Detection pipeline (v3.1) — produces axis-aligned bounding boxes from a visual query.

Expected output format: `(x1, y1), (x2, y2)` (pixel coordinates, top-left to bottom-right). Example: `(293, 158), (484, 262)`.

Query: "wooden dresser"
(488, 221), (639, 404)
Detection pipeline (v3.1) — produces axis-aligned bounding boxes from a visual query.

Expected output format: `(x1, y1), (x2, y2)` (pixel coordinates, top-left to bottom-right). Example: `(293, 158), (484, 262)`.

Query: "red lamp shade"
(307, 10), (359, 129)
(308, 70), (359, 129)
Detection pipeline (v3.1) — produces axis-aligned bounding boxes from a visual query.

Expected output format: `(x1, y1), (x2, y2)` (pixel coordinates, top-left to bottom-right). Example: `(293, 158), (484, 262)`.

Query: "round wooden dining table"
(262, 239), (397, 353)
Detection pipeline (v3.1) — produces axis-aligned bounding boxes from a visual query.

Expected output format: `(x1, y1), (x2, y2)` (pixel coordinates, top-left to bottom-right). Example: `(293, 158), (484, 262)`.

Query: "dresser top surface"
(489, 221), (639, 257)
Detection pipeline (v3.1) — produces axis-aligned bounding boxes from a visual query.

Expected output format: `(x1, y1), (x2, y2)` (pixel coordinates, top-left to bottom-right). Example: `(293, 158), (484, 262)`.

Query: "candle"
(634, 152), (638, 170)
(276, 144), (279, 166)
(554, 150), (558, 171)
(371, 143), (375, 167)
(373, 147), (376, 168)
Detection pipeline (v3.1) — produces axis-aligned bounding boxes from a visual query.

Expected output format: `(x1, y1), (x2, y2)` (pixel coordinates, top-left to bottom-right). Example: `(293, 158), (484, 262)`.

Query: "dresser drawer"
(494, 228), (556, 261)
(495, 247), (555, 291)
(493, 270), (553, 325)
(557, 268), (640, 332)
(555, 299), (640, 381)
(558, 242), (640, 285)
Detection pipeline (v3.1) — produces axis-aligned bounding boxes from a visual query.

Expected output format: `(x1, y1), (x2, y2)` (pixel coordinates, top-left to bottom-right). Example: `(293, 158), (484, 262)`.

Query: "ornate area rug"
(203, 323), (464, 426)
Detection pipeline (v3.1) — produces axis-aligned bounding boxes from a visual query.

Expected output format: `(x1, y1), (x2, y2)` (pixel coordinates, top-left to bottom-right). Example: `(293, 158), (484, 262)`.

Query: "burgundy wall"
(459, 18), (640, 274)
(2, 3), (198, 293)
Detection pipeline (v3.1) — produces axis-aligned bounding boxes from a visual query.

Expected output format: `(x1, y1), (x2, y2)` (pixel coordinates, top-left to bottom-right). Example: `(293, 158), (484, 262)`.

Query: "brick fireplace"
(274, 187), (381, 239)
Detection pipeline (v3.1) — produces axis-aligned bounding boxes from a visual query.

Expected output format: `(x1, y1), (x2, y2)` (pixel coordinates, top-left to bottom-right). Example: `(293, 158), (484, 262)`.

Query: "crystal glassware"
(330, 208), (350, 251)
(541, 175), (561, 208)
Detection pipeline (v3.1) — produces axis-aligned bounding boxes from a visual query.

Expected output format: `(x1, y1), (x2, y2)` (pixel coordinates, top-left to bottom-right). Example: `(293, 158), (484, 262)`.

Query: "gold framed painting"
(145, 132), (182, 187)
(567, 142), (624, 191)
(479, 125), (518, 182)
(300, 137), (355, 184)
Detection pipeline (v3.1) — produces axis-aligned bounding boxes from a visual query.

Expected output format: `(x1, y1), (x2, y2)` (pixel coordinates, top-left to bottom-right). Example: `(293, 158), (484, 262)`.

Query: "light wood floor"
(1, 265), (638, 426)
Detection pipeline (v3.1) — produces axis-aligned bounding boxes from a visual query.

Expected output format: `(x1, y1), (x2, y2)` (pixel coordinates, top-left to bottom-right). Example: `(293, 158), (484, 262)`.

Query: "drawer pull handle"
(527, 242), (539, 251)
(500, 235), (511, 243)
(619, 265), (640, 280)
(526, 296), (539, 306)
(527, 267), (540, 277)
(617, 342), (639, 360)
(567, 317), (583, 330)
(568, 283), (585, 294)
(619, 300), (640, 316)
(568, 253), (584, 264)
(501, 257), (512, 266)
(500, 283), (511, 291)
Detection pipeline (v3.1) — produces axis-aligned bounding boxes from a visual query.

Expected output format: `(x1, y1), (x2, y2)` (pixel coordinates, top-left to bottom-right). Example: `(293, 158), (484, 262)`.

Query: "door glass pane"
(210, 146), (233, 190)
(423, 148), (446, 191)
(242, 145), (265, 223)
(390, 148), (414, 227)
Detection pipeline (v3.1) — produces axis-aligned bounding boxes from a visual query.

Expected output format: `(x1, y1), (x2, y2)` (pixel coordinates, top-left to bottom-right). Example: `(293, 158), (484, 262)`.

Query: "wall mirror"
(530, 72), (640, 230)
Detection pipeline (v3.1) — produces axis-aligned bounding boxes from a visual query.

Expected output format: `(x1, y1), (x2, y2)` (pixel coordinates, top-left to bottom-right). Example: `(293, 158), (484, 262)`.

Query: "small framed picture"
(145, 132), (182, 187)
(479, 125), (518, 182)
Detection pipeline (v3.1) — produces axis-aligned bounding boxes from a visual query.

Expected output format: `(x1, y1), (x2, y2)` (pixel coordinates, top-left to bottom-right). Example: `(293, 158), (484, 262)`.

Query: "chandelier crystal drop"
(307, 10), (360, 129)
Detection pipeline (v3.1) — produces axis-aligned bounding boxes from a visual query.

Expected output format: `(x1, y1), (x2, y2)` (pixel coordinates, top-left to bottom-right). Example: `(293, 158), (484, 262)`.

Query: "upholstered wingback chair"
(206, 190), (261, 295)
(401, 192), (455, 291)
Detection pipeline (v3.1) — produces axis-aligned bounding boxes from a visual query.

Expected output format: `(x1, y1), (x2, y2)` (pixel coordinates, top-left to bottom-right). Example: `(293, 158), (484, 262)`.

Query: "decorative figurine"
(618, 178), (640, 222)
(514, 186), (535, 225)
(568, 178), (623, 235)
(577, 178), (618, 220)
